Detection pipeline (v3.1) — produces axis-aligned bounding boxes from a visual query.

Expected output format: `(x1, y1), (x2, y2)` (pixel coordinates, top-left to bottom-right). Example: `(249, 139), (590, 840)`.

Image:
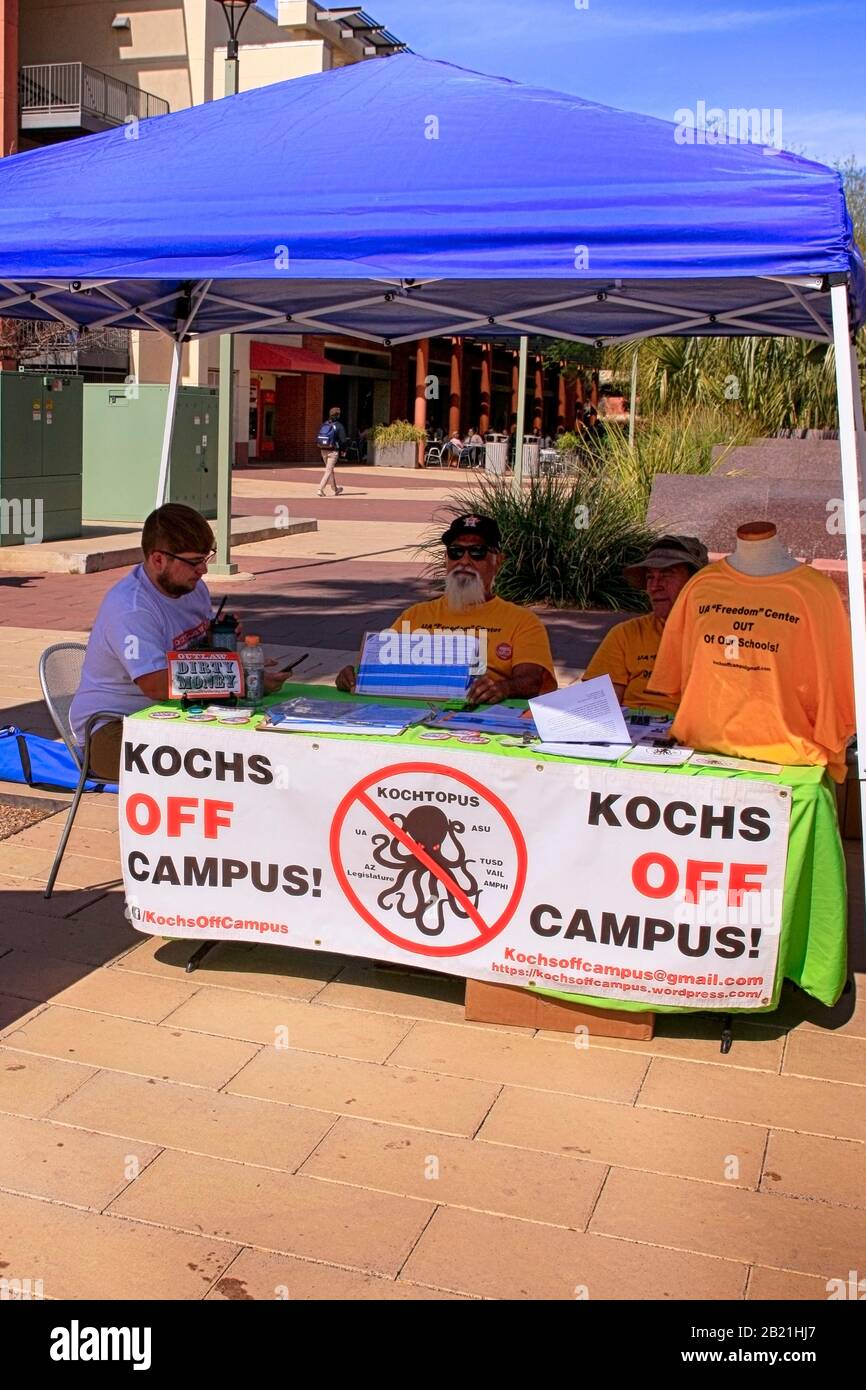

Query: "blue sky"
(260, 0), (865, 165)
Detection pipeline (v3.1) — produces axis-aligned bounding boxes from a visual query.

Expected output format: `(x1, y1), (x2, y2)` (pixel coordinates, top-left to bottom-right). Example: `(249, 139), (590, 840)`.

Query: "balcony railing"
(19, 62), (169, 132)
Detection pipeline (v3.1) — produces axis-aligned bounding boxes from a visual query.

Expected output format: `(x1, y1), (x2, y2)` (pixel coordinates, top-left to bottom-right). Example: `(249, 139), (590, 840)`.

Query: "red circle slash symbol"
(330, 761), (527, 957)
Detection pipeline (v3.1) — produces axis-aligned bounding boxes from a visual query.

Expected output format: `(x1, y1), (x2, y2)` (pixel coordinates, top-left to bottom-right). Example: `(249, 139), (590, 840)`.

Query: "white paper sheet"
(536, 742), (630, 762)
(530, 676), (631, 745)
(622, 743), (694, 767)
(688, 753), (783, 774)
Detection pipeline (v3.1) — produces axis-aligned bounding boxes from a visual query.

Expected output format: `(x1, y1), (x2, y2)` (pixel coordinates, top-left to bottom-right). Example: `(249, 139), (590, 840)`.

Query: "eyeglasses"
(446, 544), (492, 561)
(157, 549), (216, 570)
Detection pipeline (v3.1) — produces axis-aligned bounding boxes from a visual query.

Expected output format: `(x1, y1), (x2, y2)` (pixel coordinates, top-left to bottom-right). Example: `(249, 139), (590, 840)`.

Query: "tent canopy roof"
(0, 52), (862, 344)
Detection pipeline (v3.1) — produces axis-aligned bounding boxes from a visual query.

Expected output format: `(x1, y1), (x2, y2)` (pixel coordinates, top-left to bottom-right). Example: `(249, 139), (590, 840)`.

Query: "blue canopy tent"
(0, 51), (864, 899)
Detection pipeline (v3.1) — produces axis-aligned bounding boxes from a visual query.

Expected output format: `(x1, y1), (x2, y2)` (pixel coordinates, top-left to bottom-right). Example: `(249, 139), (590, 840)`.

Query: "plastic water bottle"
(241, 635), (265, 705)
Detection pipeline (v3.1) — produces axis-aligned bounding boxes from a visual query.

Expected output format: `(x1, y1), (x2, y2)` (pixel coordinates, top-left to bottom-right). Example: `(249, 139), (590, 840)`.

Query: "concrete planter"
(370, 441), (418, 469)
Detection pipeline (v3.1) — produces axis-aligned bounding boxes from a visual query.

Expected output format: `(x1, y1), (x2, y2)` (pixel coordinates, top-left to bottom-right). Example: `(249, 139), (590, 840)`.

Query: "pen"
(281, 653), (309, 674)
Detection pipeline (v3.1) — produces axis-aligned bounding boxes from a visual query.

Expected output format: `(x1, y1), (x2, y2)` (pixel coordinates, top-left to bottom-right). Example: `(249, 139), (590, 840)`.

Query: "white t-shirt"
(70, 564), (212, 743)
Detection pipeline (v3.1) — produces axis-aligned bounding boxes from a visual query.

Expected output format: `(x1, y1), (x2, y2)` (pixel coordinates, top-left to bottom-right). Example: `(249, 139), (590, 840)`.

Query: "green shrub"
(425, 472), (658, 610)
(586, 405), (757, 513)
(554, 431), (583, 454)
(370, 420), (427, 446)
(423, 405), (756, 609)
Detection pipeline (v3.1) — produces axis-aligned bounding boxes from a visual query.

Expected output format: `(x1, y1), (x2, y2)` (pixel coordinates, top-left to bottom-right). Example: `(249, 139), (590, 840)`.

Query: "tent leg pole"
(830, 283), (866, 950)
(512, 335), (529, 493)
(628, 346), (639, 452)
(851, 343), (866, 466)
(212, 331), (237, 576)
(155, 340), (182, 509)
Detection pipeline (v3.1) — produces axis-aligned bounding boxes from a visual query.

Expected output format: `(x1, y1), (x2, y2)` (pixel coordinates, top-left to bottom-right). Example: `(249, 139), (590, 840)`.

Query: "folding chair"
(38, 642), (122, 899)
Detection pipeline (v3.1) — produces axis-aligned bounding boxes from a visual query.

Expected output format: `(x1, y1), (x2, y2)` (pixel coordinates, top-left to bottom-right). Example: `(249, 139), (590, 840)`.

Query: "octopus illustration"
(372, 805), (481, 936)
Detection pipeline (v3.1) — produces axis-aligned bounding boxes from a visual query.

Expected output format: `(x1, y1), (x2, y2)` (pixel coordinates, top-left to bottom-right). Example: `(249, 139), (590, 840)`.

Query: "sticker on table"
(147, 709), (181, 720)
(330, 760), (527, 957)
(456, 733), (490, 745)
(418, 729), (451, 740)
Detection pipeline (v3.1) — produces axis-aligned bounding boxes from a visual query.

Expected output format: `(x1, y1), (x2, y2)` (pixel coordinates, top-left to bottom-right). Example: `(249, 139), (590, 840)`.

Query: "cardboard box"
(835, 756), (860, 841)
(465, 978), (655, 1039)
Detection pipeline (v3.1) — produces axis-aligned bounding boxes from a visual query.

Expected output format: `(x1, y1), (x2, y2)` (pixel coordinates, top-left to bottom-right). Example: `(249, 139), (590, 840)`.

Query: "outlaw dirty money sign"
(119, 719), (792, 1011)
(167, 652), (242, 699)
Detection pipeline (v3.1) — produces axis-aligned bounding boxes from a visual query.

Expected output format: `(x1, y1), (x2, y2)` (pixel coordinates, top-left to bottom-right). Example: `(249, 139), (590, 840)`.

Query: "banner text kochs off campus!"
(119, 721), (791, 1010)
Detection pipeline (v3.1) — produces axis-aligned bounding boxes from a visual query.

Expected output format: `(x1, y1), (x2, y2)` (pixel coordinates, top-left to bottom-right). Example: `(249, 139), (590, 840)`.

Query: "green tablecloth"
(133, 684), (848, 1012)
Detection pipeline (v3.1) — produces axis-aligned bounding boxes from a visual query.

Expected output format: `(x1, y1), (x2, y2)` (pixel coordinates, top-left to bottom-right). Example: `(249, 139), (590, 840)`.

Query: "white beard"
(445, 570), (487, 613)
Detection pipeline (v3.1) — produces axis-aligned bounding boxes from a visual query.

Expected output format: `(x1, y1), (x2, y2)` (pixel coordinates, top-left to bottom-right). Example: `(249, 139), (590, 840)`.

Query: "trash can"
(521, 438), (540, 478)
(485, 440), (509, 475)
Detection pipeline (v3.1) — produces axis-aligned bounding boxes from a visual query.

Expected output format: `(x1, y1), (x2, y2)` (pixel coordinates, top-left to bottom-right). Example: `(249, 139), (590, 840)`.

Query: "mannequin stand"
(727, 520), (799, 575)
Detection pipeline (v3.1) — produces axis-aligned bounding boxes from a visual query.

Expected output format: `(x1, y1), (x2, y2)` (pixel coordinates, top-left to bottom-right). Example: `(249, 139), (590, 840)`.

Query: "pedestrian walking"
(316, 406), (347, 496)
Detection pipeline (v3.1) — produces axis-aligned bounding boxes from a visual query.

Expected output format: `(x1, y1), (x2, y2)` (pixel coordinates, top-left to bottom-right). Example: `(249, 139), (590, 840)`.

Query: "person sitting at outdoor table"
(336, 513), (558, 706)
(580, 534), (708, 712)
(68, 504), (287, 780)
(467, 427), (484, 465)
(445, 429), (465, 466)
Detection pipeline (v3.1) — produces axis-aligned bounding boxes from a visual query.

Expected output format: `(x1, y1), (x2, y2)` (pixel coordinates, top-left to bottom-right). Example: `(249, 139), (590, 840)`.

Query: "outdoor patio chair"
(424, 442), (447, 467)
(38, 642), (122, 899)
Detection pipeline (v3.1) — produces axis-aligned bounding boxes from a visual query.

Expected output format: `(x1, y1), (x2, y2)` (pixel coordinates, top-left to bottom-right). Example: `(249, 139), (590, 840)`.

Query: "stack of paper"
(623, 710), (675, 741)
(261, 697), (426, 737)
(425, 705), (536, 737)
(355, 631), (478, 699)
(530, 677), (632, 748)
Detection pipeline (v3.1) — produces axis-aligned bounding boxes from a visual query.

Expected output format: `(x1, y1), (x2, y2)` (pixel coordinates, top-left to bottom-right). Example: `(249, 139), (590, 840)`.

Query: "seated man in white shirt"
(69, 504), (280, 779)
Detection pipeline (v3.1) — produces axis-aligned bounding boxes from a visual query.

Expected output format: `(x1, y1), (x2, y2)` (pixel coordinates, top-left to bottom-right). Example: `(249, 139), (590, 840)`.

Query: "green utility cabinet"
(0, 373), (83, 546)
(82, 385), (219, 523)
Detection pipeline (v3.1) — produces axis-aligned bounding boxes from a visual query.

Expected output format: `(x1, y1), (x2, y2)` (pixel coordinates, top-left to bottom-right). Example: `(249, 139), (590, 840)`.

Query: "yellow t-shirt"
(649, 560), (855, 780)
(582, 612), (676, 713)
(393, 595), (557, 685)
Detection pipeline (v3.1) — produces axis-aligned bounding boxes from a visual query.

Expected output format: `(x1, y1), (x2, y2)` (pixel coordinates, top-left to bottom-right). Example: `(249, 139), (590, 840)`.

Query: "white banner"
(119, 717), (792, 1010)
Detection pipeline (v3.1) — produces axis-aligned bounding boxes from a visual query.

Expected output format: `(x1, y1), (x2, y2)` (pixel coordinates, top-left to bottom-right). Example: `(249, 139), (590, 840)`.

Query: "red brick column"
(391, 345), (410, 421)
(275, 374), (323, 463)
(565, 373), (577, 430)
(0, 0), (18, 159)
(533, 357), (544, 433)
(448, 337), (463, 436)
(414, 338), (430, 467)
(479, 342), (492, 434)
(557, 365), (567, 430)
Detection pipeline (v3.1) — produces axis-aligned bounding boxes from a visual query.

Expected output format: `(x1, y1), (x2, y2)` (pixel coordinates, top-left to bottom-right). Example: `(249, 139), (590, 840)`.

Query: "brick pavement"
(0, 463), (861, 1301)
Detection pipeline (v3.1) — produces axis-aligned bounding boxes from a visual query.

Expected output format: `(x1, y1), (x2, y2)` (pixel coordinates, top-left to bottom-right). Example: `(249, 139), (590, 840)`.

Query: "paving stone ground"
(0, 461), (862, 1301)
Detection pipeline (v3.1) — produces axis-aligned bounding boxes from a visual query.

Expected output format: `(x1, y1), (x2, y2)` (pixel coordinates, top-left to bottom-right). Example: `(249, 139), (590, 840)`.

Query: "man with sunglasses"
(336, 514), (557, 705)
(70, 504), (285, 779)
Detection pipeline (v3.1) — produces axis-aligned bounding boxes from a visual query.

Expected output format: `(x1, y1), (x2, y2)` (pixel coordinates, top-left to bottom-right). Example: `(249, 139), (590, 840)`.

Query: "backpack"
(316, 420), (339, 448)
(0, 725), (117, 793)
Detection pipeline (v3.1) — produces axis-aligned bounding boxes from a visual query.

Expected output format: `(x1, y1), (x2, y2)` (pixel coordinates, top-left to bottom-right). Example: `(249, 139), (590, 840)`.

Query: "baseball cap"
(441, 514), (502, 549)
(623, 534), (708, 588)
